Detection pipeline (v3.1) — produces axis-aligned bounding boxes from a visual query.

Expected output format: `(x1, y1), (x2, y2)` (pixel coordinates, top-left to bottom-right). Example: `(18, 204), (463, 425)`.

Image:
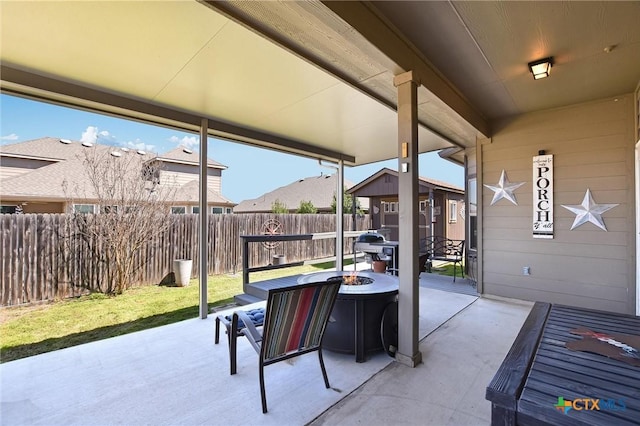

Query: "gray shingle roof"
(347, 167), (464, 195)
(1, 137), (153, 200)
(1, 136), (115, 161)
(0, 137), (233, 205)
(234, 173), (359, 213)
(157, 146), (227, 169)
(172, 180), (234, 205)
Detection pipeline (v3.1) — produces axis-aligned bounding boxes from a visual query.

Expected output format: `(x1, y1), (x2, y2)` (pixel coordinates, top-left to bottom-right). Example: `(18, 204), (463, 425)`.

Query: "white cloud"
(169, 135), (199, 149)
(80, 126), (117, 145)
(1, 133), (19, 141)
(124, 138), (155, 153)
(80, 126), (99, 144)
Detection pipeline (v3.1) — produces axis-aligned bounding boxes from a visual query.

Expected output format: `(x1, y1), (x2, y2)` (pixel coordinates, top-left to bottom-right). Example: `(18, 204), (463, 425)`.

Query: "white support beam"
(199, 119), (208, 319)
(394, 70), (422, 367)
(336, 159), (345, 271)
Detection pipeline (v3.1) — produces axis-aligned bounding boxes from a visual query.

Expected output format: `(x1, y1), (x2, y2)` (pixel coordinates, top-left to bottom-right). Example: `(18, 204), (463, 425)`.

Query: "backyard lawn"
(0, 263), (330, 363)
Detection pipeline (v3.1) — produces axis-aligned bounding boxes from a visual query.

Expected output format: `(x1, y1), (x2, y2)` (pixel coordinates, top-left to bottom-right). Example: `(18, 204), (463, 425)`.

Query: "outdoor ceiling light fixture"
(528, 57), (554, 80)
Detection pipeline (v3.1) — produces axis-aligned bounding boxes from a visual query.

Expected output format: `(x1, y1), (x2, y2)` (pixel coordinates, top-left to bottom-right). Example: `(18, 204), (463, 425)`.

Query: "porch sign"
(533, 154), (553, 238)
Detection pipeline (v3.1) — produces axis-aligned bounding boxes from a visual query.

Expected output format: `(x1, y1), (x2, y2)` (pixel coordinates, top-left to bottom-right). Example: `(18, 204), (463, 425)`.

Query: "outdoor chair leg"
(230, 315), (239, 375)
(214, 316), (220, 344)
(259, 362), (268, 413)
(318, 349), (330, 389)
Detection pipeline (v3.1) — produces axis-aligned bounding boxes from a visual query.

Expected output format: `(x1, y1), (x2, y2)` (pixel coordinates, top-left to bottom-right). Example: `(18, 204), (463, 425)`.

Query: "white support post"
(393, 71), (422, 367)
(336, 159), (344, 271)
(199, 119), (208, 319)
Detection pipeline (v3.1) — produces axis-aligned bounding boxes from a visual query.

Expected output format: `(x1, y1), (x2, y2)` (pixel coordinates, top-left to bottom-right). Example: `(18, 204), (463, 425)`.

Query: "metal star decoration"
(484, 170), (526, 205)
(561, 189), (618, 231)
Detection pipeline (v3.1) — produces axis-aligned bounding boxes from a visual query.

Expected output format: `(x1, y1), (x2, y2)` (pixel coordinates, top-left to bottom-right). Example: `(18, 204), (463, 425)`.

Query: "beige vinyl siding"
(159, 162), (222, 193)
(22, 202), (65, 214)
(159, 172), (221, 192)
(481, 94), (636, 314)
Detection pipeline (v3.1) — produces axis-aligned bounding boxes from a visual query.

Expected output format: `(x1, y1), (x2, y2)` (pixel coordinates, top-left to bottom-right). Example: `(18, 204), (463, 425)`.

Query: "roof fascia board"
(321, 1), (490, 138)
(0, 152), (63, 162)
(348, 166), (463, 195)
(438, 147), (465, 167)
(155, 157), (226, 170)
(0, 65), (355, 164)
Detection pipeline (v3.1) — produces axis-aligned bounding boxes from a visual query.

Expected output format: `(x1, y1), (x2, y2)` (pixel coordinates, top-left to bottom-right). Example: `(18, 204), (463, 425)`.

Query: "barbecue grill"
(353, 232), (386, 258)
(353, 232), (399, 275)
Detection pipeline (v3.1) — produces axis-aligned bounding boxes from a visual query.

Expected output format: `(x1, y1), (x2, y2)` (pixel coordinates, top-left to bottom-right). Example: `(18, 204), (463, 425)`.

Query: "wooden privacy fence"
(0, 213), (370, 306)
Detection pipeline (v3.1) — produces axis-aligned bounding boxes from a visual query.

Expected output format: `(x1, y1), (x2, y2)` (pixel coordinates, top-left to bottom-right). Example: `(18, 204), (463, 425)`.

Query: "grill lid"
(356, 232), (385, 243)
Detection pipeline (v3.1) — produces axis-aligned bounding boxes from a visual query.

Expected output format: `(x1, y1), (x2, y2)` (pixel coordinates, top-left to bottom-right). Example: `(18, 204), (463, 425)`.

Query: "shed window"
(448, 201), (457, 223)
(171, 206), (186, 214)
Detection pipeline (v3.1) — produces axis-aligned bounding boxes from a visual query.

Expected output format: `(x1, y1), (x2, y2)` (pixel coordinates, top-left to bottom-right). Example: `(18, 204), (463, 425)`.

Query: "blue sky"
(0, 94), (463, 203)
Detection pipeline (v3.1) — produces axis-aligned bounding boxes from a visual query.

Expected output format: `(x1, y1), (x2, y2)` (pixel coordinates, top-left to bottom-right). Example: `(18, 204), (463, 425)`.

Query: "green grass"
(0, 261), (344, 363)
(429, 262), (465, 277)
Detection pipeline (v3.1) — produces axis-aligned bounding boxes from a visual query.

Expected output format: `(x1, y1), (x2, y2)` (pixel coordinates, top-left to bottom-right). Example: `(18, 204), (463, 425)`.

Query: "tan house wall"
(159, 163), (221, 192)
(24, 202), (65, 213)
(0, 200), (65, 213)
(479, 94), (636, 314)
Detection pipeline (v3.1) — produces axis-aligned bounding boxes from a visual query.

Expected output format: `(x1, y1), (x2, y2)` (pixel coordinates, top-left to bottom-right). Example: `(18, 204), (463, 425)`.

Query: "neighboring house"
(0, 137), (235, 214)
(234, 173), (368, 214)
(152, 146), (235, 214)
(347, 168), (464, 241)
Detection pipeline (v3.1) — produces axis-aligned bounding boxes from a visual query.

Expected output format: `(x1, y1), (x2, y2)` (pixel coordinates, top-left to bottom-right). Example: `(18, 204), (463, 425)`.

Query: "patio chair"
(228, 280), (341, 413)
(215, 307), (266, 377)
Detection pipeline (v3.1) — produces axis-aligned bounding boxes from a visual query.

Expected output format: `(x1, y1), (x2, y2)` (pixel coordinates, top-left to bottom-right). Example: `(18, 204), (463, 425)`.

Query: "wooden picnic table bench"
(486, 302), (640, 425)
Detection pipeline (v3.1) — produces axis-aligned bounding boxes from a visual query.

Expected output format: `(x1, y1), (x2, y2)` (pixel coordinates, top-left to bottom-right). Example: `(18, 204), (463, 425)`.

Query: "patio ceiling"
(2, 2), (639, 165)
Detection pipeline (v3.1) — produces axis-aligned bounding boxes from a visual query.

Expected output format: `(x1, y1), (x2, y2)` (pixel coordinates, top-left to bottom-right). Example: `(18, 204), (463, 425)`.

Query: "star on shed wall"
(561, 189), (618, 231)
(484, 170), (526, 205)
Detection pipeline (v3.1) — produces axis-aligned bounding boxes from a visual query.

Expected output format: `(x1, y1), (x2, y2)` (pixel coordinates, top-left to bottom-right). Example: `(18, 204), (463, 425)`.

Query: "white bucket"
(173, 259), (193, 286)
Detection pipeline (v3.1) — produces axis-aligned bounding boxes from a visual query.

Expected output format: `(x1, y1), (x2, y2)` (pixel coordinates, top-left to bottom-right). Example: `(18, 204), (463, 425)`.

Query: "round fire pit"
(298, 271), (398, 362)
(326, 275), (374, 286)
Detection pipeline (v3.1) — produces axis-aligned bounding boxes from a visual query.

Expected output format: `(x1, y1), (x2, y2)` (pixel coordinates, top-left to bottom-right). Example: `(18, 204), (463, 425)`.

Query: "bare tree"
(63, 147), (177, 294)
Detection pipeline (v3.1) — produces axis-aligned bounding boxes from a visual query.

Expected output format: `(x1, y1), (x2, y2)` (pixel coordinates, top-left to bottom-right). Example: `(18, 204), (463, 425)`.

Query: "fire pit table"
(297, 271), (398, 362)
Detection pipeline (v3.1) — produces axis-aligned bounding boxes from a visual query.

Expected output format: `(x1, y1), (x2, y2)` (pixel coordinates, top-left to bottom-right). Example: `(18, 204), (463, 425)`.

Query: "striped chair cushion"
(262, 282), (339, 361)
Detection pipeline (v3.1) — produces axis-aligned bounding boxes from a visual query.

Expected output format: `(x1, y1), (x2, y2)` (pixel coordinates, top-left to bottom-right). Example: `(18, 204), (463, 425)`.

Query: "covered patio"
(2, 2), (639, 424)
(0, 282), (532, 425)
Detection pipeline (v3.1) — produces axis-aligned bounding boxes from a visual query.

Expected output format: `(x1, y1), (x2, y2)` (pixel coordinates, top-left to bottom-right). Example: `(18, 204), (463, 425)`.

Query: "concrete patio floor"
(1, 275), (532, 426)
